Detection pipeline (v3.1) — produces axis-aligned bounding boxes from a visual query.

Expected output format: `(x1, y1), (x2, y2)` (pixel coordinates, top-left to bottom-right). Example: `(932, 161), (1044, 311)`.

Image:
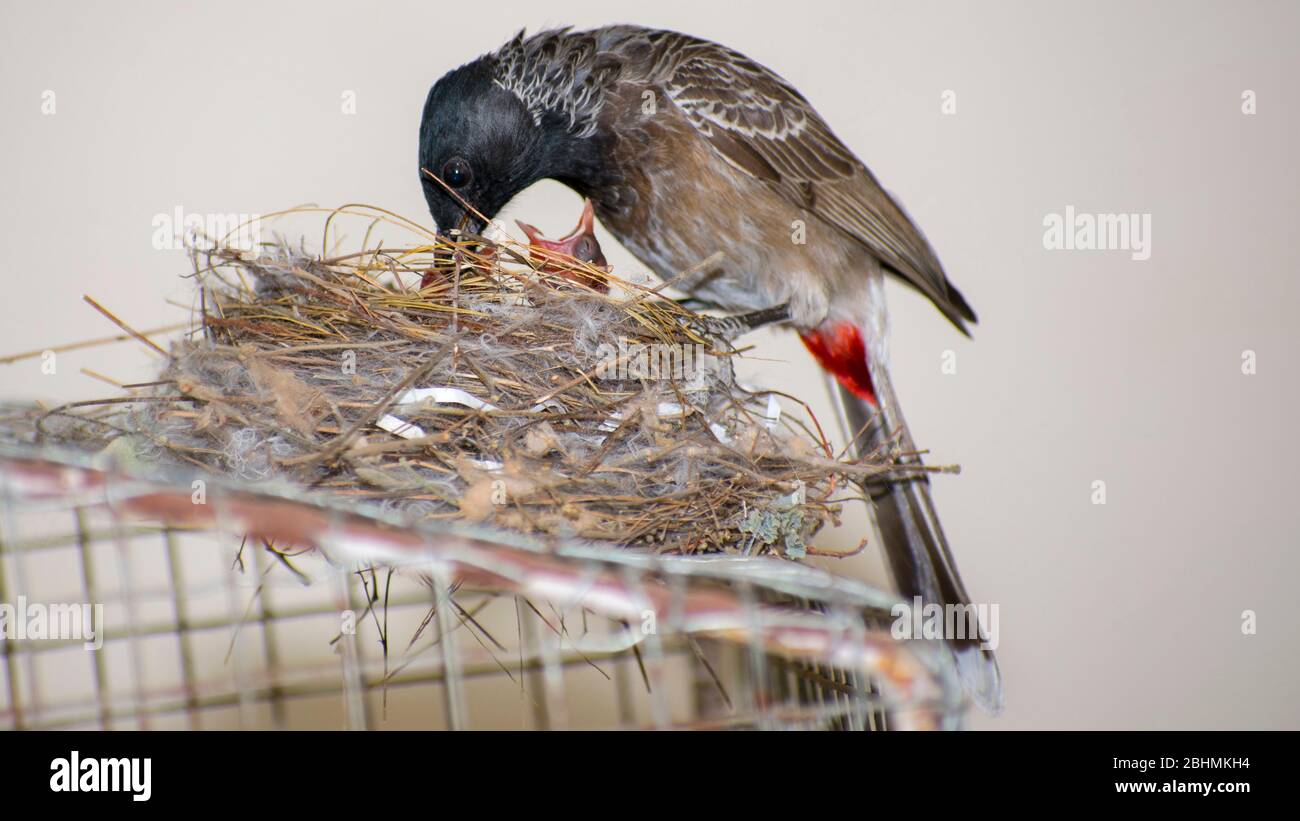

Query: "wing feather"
(654, 35), (975, 329)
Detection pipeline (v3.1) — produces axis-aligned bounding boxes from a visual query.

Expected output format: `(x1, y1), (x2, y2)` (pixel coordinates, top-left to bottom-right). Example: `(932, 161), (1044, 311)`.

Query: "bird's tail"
(800, 322), (1003, 714)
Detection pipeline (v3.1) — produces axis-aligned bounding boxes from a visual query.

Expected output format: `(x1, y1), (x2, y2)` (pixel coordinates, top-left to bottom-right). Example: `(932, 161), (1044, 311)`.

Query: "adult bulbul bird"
(418, 25), (1001, 712)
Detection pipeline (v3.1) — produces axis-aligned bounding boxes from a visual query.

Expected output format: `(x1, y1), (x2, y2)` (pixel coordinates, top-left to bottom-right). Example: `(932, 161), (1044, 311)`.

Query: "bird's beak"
(516, 200), (605, 266)
(515, 219), (545, 246)
(438, 212), (485, 239)
(432, 216), (490, 269)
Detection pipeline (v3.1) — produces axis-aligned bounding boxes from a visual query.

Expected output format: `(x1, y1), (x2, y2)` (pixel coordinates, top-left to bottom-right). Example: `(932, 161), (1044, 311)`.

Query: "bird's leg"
(687, 303), (791, 340)
(675, 296), (720, 311)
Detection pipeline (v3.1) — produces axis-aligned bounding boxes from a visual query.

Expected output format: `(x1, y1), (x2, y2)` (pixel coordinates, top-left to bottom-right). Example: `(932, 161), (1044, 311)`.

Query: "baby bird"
(516, 199), (609, 293)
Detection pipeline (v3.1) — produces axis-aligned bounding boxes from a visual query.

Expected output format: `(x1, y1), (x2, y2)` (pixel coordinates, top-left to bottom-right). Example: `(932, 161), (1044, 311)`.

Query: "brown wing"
(652, 34), (976, 331)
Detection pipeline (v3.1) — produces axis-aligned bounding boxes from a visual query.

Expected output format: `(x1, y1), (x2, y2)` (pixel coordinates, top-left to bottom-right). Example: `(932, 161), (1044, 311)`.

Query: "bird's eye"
(573, 237), (597, 262)
(441, 157), (473, 189)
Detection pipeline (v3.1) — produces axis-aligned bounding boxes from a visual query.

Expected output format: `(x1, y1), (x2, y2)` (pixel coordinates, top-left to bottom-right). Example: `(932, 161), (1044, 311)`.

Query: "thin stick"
(79, 368), (124, 388)
(82, 296), (168, 356)
(0, 322), (186, 365)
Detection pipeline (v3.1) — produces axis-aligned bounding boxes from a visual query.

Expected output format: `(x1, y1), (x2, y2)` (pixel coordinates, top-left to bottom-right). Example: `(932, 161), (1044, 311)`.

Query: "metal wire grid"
(0, 445), (965, 730)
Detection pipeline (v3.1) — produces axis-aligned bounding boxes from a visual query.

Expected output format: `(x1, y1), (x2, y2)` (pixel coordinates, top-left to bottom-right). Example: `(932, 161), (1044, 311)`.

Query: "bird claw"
(674, 296), (719, 311)
(682, 303), (792, 340)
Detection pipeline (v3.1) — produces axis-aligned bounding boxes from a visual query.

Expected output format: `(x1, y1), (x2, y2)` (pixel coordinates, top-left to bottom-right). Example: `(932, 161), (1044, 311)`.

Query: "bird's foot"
(685, 303), (792, 340)
(674, 296), (720, 311)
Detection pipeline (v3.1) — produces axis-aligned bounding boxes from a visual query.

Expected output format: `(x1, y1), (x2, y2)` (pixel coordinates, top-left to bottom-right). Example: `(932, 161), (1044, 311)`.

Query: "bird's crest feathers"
(490, 28), (620, 138)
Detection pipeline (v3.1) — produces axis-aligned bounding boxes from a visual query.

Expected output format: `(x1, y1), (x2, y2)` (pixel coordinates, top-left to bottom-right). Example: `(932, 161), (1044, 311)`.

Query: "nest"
(7, 209), (914, 556)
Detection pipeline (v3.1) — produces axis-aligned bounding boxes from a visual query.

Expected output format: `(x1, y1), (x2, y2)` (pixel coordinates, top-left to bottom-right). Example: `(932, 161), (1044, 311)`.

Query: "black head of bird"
(418, 31), (622, 238)
(418, 56), (536, 235)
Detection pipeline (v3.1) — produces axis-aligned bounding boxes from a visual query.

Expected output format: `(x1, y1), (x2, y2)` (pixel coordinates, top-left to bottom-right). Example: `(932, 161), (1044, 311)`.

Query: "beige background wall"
(1, 0), (1297, 729)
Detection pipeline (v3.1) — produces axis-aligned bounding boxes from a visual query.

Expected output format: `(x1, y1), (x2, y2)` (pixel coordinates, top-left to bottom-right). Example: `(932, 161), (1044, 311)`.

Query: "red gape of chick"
(516, 198), (609, 293)
(420, 199), (609, 293)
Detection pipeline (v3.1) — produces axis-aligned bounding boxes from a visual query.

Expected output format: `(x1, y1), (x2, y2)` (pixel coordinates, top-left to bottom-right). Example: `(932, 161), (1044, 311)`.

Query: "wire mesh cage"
(0, 444), (965, 730)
